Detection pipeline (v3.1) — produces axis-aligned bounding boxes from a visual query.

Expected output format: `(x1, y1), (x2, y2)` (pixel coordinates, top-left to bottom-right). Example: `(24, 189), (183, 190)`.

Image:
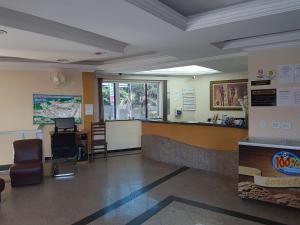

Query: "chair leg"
(105, 144), (108, 160)
(91, 148), (94, 161)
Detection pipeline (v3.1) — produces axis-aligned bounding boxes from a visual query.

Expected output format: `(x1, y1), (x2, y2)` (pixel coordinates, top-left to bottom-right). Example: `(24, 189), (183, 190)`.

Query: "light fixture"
(56, 59), (69, 63)
(133, 65), (220, 75)
(0, 30), (7, 35)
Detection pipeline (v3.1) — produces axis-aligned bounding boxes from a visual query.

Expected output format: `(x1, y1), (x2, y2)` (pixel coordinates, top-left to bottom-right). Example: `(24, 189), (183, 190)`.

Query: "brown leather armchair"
(0, 177), (5, 202)
(10, 139), (43, 187)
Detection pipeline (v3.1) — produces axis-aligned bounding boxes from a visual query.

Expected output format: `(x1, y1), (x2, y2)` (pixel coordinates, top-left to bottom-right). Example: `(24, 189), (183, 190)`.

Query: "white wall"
(167, 72), (248, 122)
(0, 70), (83, 165)
(248, 46), (300, 140)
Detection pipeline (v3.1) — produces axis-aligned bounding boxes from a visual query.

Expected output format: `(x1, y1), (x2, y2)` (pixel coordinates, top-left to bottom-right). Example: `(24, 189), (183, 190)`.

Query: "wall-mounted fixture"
(50, 72), (66, 86)
(0, 30), (7, 35)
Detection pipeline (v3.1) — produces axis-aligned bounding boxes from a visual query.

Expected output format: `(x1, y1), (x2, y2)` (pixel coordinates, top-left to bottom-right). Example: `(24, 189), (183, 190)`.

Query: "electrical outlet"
(259, 120), (267, 129)
(272, 122), (281, 129)
(281, 122), (291, 130)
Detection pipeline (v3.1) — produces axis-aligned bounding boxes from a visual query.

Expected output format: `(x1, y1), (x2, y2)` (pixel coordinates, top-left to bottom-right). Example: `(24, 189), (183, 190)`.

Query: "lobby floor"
(0, 154), (299, 225)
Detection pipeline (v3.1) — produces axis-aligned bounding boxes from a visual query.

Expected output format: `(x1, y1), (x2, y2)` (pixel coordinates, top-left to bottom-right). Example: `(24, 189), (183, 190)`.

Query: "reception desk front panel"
(142, 121), (248, 177)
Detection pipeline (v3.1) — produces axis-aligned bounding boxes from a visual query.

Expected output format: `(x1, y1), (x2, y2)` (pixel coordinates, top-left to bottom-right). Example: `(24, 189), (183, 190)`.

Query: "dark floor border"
(91, 147), (141, 157)
(72, 167), (189, 225)
(44, 148), (142, 161)
(126, 196), (287, 225)
(92, 147), (141, 155)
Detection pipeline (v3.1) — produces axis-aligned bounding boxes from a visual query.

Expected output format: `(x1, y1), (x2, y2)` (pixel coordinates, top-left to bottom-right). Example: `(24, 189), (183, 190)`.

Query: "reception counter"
(142, 120), (247, 151)
(141, 120), (248, 177)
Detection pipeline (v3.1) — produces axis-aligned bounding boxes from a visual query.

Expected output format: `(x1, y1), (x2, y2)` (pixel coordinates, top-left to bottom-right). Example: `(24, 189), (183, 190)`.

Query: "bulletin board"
(33, 94), (82, 124)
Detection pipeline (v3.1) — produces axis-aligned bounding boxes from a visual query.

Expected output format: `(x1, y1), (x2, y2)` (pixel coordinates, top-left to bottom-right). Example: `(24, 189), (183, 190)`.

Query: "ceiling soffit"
(0, 6), (128, 54)
(158, 0), (252, 17)
(126, 0), (300, 31)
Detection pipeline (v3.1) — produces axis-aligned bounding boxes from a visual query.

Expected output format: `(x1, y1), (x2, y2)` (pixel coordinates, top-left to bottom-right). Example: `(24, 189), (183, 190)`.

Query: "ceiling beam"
(125, 0), (187, 30)
(96, 52), (247, 73)
(0, 7), (128, 53)
(0, 61), (97, 72)
(126, 0), (300, 32)
(187, 0), (300, 31)
(215, 30), (300, 50)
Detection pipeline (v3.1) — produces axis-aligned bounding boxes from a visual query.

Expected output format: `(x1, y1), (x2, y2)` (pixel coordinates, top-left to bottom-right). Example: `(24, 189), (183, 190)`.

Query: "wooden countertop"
(142, 122), (248, 151)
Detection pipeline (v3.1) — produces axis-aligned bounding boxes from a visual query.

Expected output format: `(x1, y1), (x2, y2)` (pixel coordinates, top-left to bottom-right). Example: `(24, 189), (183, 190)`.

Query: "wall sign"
(251, 89), (276, 106)
(182, 88), (196, 111)
(251, 80), (271, 86)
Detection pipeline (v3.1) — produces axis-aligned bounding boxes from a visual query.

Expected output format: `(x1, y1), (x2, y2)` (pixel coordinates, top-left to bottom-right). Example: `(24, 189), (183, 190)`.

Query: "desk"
(50, 130), (88, 160)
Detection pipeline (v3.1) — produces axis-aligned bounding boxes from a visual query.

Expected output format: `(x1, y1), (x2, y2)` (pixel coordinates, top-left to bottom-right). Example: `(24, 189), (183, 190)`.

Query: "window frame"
(101, 80), (162, 121)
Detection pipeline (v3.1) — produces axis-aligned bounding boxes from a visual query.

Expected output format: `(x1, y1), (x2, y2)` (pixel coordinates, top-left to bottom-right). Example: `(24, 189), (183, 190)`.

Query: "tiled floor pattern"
(141, 201), (262, 225)
(0, 154), (299, 225)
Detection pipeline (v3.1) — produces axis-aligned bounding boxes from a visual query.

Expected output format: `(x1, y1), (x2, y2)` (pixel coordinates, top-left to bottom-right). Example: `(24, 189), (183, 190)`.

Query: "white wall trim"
(243, 41), (300, 52)
(187, 0), (300, 31)
(222, 30), (300, 50)
(125, 0), (187, 30)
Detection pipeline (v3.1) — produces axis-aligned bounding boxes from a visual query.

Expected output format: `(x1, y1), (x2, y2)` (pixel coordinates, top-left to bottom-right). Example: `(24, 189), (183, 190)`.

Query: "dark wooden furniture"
(0, 177), (5, 202)
(51, 132), (77, 176)
(91, 122), (107, 160)
(10, 139), (43, 187)
(50, 130), (88, 160)
(51, 132), (77, 159)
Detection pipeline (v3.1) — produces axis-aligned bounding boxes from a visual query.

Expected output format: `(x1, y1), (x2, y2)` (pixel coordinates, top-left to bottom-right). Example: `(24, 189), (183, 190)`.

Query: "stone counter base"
(142, 135), (238, 178)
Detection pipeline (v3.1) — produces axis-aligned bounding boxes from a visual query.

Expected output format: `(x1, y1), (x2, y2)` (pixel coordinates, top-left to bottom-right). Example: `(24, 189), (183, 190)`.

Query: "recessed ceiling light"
(0, 30), (7, 35)
(56, 59), (69, 63)
(133, 65), (220, 75)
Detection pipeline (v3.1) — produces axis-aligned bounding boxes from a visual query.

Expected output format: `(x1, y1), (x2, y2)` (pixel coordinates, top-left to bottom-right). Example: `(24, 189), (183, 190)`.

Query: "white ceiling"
(0, 0), (299, 74)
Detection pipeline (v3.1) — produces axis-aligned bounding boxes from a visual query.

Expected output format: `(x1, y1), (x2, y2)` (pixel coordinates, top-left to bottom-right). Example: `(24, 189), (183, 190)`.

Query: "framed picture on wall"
(210, 79), (248, 111)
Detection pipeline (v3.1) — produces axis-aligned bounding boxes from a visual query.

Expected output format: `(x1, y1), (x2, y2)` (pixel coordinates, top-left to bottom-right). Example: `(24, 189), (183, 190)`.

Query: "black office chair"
(51, 132), (77, 176)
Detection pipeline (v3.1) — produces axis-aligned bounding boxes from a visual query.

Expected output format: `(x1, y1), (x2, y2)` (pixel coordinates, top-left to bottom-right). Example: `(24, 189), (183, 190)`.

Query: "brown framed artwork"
(210, 79), (248, 111)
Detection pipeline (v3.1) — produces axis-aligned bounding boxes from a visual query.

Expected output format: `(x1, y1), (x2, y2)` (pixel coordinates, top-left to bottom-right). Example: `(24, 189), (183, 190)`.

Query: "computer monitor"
(54, 117), (75, 132)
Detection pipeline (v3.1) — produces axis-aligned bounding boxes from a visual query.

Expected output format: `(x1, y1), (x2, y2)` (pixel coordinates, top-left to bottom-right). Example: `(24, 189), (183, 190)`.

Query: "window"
(147, 82), (160, 118)
(101, 81), (161, 120)
(102, 82), (115, 120)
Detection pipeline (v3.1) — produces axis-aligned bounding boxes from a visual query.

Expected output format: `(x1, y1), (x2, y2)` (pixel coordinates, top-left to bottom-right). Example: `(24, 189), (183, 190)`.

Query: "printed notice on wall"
(294, 88), (300, 106)
(182, 88), (196, 111)
(85, 104), (93, 115)
(277, 88), (293, 107)
(295, 64), (300, 83)
(277, 64), (295, 84)
(277, 87), (300, 107)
